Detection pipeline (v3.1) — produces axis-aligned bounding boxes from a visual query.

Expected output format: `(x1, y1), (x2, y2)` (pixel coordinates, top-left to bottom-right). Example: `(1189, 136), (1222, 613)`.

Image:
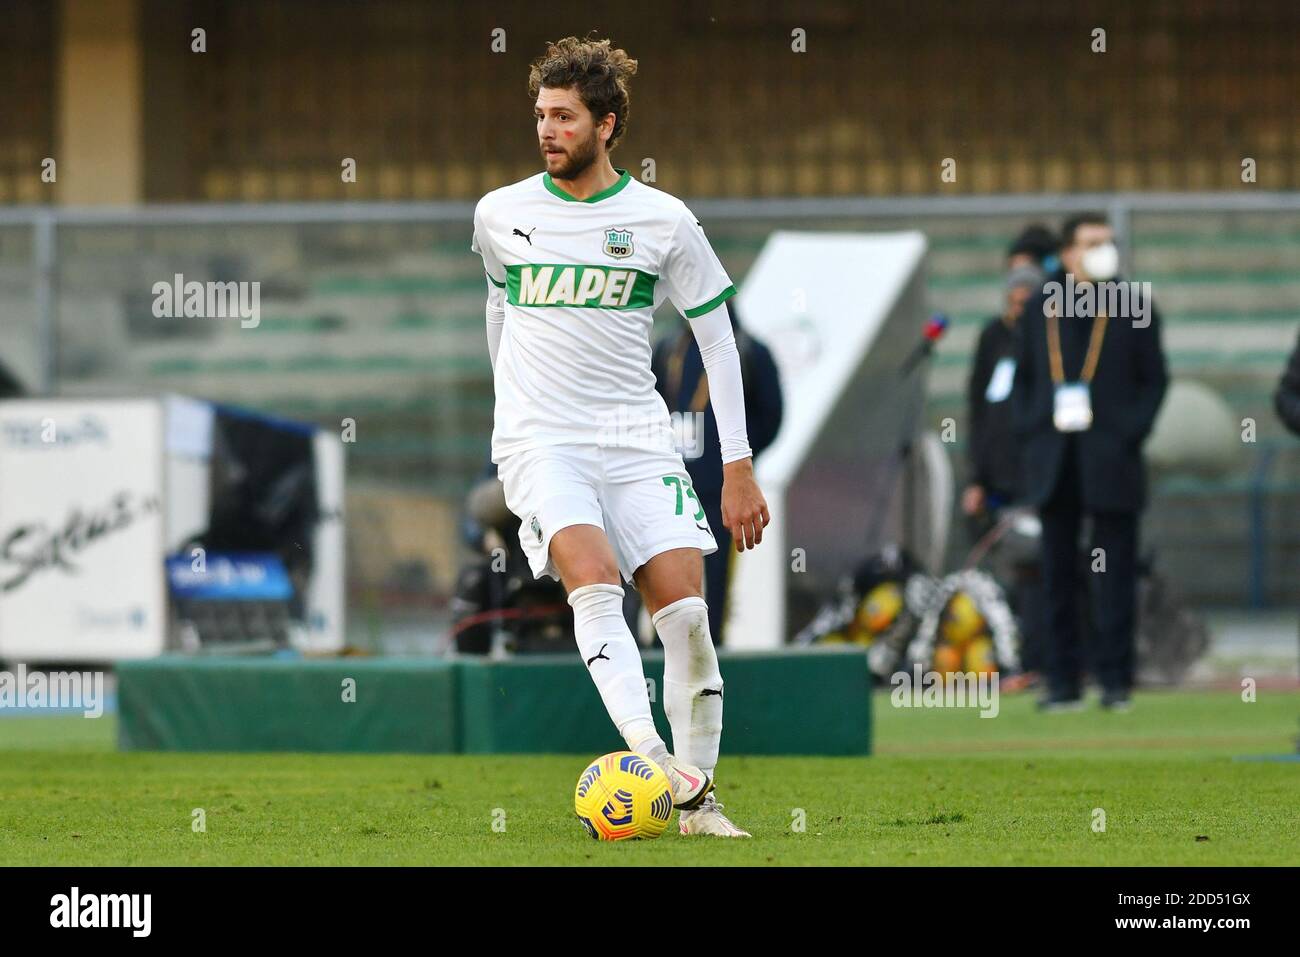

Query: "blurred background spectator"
(652, 302), (784, 644)
(1276, 329), (1300, 437)
(0, 361), (25, 399)
(1011, 214), (1170, 709)
(963, 226), (1061, 677)
(963, 225), (1059, 523)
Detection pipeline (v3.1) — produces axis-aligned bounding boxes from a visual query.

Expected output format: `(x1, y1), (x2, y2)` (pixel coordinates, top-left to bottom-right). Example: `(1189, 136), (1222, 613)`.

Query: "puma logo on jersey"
(508, 264), (654, 309)
(586, 643), (611, 666)
(513, 226), (536, 245)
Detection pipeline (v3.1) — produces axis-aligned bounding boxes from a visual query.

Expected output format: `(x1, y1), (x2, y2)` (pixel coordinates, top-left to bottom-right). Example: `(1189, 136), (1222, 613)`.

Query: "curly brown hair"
(527, 36), (638, 151)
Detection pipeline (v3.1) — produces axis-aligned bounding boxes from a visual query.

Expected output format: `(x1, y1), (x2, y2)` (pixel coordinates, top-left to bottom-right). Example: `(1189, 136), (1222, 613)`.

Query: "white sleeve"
(484, 278), (505, 370)
(688, 302), (752, 465)
(662, 206), (736, 320)
(471, 200), (508, 370)
(471, 200), (507, 287)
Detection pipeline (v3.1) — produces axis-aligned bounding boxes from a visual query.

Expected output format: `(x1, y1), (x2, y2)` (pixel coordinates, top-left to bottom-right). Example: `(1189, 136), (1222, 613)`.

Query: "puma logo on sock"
(586, 643), (610, 666)
(701, 688), (723, 698)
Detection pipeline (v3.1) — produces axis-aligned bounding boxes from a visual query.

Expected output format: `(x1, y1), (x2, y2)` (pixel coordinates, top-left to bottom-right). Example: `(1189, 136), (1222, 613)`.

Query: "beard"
(540, 128), (600, 180)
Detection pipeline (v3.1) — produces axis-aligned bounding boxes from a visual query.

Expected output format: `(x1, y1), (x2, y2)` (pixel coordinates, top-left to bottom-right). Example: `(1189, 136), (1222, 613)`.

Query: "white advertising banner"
(0, 399), (166, 661)
(730, 231), (928, 648)
(304, 429), (346, 653)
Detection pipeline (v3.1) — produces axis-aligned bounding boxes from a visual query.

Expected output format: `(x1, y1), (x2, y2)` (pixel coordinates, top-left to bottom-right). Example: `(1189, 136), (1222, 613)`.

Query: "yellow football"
(574, 751), (674, 841)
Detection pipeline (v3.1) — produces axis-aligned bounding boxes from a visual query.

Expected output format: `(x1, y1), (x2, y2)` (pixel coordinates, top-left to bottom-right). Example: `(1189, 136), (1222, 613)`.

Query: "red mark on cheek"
(564, 130), (573, 138)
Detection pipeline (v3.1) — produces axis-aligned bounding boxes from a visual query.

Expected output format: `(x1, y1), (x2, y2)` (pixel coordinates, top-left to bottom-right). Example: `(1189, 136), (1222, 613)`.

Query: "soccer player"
(471, 37), (768, 837)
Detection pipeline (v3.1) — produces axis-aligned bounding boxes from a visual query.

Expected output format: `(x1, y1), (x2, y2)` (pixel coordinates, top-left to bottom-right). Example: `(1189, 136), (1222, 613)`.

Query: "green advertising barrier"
(117, 646), (871, 755)
(117, 656), (459, 753)
(458, 649), (872, 755)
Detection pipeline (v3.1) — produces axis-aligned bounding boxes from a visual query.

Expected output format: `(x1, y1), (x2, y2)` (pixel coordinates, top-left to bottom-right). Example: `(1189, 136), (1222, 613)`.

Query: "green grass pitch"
(0, 689), (1296, 865)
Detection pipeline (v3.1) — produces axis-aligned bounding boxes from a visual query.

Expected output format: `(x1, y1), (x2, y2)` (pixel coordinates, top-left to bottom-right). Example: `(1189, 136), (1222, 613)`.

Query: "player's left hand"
(721, 457), (770, 552)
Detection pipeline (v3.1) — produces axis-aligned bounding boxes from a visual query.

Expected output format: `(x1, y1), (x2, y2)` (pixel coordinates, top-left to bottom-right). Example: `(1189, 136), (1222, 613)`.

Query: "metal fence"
(7, 189), (1300, 386)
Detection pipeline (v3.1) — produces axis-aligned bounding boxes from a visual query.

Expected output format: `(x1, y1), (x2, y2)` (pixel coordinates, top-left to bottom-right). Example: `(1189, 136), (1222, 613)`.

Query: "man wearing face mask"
(1010, 213), (1169, 711)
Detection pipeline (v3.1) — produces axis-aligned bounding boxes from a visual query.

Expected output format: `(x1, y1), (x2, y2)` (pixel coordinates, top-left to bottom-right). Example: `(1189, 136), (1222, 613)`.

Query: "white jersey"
(471, 168), (736, 464)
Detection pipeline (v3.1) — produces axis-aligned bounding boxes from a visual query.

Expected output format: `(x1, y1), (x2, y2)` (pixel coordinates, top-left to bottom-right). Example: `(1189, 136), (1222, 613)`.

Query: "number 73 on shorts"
(662, 475), (705, 521)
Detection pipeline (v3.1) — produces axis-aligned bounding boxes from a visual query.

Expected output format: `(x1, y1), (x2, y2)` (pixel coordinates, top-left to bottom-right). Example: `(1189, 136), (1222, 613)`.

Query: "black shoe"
(1037, 693), (1085, 713)
(1099, 689), (1133, 712)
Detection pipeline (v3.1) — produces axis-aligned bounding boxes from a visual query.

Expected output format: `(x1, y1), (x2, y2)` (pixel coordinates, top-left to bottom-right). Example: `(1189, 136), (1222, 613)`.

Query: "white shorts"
(497, 443), (718, 584)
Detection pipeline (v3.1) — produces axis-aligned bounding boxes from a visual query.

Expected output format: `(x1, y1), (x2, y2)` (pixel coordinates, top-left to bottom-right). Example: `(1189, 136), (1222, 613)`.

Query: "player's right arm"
(471, 200), (508, 369)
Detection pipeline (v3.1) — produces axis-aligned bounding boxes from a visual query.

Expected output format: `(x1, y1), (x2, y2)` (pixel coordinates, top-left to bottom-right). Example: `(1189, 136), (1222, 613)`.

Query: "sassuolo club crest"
(603, 227), (634, 259)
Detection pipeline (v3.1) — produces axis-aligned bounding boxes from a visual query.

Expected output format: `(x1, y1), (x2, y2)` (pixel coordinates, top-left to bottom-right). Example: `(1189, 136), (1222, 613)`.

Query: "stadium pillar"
(57, 0), (143, 205)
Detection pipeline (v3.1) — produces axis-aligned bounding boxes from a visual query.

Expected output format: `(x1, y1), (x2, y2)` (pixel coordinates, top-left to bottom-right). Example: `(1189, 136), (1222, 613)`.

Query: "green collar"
(542, 167), (631, 203)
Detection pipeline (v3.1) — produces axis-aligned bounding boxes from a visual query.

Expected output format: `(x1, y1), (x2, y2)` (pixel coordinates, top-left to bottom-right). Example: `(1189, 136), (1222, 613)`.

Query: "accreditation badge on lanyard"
(1053, 382), (1093, 432)
(985, 356), (1016, 403)
(1047, 307), (1108, 433)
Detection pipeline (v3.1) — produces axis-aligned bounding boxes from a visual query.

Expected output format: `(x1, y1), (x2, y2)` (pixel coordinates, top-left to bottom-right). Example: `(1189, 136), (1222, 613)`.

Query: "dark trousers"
(1039, 439), (1140, 697)
(966, 502), (1046, 674)
(1012, 563), (1047, 674)
(701, 495), (731, 644)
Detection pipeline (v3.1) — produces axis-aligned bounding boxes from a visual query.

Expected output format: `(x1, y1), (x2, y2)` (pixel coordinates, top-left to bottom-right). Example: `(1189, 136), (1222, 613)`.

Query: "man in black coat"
(0, 360), (25, 399)
(653, 301), (783, 644)
(965, 224), (1061, 521)
(1011, 213), (1169, 710)
(1276, 327), (1300, 436)
(965, 263), (1046, 518)
(964, 262), (1050, 677)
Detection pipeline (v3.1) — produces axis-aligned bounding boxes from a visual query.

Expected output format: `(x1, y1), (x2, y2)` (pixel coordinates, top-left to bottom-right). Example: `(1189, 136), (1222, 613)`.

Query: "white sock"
(652, 595), (723, 778)
(567, 582), (667, 761)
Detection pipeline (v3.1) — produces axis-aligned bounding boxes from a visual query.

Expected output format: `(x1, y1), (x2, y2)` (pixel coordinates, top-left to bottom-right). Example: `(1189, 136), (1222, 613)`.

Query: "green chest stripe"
(506, 263), (658, 310)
